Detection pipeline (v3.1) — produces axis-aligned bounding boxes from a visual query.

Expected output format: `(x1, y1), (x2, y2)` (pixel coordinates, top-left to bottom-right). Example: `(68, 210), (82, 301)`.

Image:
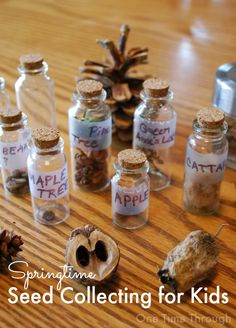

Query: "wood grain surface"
(0, 0), (235, 327)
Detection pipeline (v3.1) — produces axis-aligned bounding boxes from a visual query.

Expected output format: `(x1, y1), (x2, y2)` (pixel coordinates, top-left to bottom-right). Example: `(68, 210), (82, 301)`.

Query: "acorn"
(65, 224), (120, 285)
(157, 225), (228, 293)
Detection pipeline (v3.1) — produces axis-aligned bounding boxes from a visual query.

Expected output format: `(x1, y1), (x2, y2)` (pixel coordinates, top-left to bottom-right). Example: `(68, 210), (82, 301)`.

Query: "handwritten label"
(0, 133), (30, 170)
(185, 145), (228, 183)
(133, 114), (176, 150)
(112, 181), (149, 215)
(69, 116), (112, 151)
(28, 164), (69, 200)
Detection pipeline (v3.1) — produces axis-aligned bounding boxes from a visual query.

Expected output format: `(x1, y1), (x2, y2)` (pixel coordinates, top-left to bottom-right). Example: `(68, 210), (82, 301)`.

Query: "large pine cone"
(78, 24), (151, 142)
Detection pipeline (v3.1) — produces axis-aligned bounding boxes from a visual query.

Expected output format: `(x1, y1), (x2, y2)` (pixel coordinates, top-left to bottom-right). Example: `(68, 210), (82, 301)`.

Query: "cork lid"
(118, 149), (147, 169)
(0, 109), (22, 124)
(143, 78), (169, 97)
(20, 54), (44, 70)
(197, 107), (225, 128)
(77, 79), (103, 97)
(32, 127), (60, 149)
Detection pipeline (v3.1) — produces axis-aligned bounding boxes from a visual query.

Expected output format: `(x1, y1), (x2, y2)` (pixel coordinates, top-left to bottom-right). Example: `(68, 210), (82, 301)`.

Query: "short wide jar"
(111, 149), (150, 229)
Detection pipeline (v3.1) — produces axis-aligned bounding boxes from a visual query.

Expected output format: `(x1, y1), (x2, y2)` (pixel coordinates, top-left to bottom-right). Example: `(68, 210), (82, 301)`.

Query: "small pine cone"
(0, 228), (23, 263)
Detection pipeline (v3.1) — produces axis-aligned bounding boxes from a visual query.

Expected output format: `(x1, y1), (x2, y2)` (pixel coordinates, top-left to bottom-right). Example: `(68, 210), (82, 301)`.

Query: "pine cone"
(0, 228), (23, 262)
(79, 24), (150, 142)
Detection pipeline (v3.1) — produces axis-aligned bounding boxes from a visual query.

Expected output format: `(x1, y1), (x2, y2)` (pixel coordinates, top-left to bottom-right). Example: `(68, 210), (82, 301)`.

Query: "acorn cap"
(143, 78), (169, 97)
(77, 79), (103, 97)
(20, 54), (44, 70)
(32, 127), (60, 149)
(118, 149), (147, 169)
(197, 107), (225, 128)
(0, 109), (22, 124)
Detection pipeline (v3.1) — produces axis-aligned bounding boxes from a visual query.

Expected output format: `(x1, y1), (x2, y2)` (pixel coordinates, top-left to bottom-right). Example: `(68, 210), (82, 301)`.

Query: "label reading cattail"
(112, 181), (149, 215)
(0, 134), (30, 170)
(133, 115), (176, 150)
(28, 164), (69, 200)
(185, 145), (228, 183)
(69, 116), (112, 151)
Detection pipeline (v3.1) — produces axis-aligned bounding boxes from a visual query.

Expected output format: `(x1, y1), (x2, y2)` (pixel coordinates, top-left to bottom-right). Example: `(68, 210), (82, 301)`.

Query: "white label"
(69, 116), (112, 152)
(112, 181), (149, 215)
(185, 145), (228, 183)
(133, 114), (176, 150)
(28, 164), (69, 200)
(0, 133), (30, 170)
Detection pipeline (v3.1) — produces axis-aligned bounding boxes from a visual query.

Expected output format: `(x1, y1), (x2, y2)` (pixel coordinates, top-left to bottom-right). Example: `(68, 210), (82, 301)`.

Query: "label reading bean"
(0, 133), (30, 170)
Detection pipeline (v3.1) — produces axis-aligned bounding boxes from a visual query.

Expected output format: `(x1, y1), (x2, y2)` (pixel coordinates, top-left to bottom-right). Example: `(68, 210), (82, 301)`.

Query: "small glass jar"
(15, 54), (56, 129)
(0, 77), (10, 111)
(183, 107), (228, 215)
(27, 128), (69, 225)
(112, 149), (149, 229)
(0, 109), (30, 194)
(133, 78), (176, 191)
(68, 80), (112, 192)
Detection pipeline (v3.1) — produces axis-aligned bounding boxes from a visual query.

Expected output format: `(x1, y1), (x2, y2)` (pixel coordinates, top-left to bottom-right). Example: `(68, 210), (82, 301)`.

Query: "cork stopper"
(118, 149), (147, 169)
(32, 127), (60, 149)
(77, 80), (103, 97)
(20, 54), (44, 70)
(197, 107), (225, 128)
(143, 78), (169, 97)
(0, 109), (22, 124)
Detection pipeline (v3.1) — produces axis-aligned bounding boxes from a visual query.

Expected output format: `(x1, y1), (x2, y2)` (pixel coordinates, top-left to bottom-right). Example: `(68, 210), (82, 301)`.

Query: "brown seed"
(42, 211), (55, 221)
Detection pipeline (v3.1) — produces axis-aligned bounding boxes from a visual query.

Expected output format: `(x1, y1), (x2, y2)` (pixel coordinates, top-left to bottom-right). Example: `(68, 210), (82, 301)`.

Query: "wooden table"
(0, 1), (235, 327)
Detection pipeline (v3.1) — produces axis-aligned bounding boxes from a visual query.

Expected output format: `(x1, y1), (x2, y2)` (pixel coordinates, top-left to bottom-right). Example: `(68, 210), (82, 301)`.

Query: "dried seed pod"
(65, 224), (120, 285)
(157, 226), (227, 293)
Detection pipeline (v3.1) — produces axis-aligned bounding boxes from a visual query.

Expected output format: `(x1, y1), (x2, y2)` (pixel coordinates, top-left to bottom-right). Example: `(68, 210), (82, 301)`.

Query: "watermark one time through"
(136, 313), (231, 325)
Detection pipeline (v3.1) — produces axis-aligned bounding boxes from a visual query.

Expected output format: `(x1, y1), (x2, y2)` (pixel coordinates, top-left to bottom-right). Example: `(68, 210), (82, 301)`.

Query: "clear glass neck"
(30, 138), (64, 156)
(17, 62), (48, 75)
(140, 90), (173, 107)
(192, 119), (228, 139)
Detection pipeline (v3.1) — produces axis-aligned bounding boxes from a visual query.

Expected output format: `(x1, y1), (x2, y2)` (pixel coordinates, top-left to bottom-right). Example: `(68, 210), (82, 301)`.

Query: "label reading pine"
(29, 164), (69, 200)
(133, 114), (176, 150)
(112, 182), (149, 215)
(185, 145), (228, 182)
(69, 116), (112, 151)
(0, 135), (30, 170)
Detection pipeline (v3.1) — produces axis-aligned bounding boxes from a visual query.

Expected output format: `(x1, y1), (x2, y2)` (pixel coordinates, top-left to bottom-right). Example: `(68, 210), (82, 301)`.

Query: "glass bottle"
(212, 62), (236, 169)
(68, 79), (112, 192)
(0, 77), (10, 111)
(183, 107), (228, 215)
(112, 149), (149, 229)
(0, 109), (30, 194)
(133, 78), (177, 191)
(15, 54), (56, 129)
(27, 127), (69, 225)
